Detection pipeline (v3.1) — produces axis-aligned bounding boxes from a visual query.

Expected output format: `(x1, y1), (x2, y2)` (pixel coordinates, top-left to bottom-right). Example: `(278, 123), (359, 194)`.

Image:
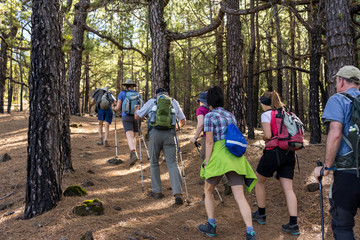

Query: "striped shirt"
(204, 107), (237, 142)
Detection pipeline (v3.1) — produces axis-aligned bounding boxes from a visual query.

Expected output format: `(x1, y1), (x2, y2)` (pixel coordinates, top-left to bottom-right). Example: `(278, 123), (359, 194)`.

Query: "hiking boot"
(197, 222), (216, 237)
(281, 222), (300, 235)
(224, 183), (232, 195)
(252, 210), (266, 225)
(96, 137), (103, 145)
(129, 151), (139, 166)
(174, 194), (183, 205)
(104, 140), (110, 147)
(147, 192), (164, 199)
(246, 231), (257, 240)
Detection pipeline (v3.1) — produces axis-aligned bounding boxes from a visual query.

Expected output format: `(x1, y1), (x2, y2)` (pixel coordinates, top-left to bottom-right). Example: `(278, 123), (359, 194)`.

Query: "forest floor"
(1, 110), (360, 240)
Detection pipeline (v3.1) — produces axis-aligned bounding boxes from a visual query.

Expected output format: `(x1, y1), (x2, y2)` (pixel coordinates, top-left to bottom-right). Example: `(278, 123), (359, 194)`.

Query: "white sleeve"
(261, 111), (271, 123)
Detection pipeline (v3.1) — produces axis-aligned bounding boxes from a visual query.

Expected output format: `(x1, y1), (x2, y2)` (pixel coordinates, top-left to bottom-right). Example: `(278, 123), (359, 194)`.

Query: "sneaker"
(197, 222), (216, 237)
(104, 140), (110, 147)
(129, 151), (139, 166)
(147, 191), (164, 199)
(174, 194), (183, 205)
(224, 183), (232, 195)
(246, 231), (257, 240)
(96, 138), (103, 145)
(252, 210), (266, 225)
(281, 222), (300, 235)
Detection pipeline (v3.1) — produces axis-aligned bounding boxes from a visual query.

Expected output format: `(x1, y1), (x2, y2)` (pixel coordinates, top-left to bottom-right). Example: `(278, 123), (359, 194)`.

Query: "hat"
(102, 86), (109, 92)
(123, 79), (137, 86)
(156, 87), (167, 95)
(197, 91), (207, 105)
(335, 65), (360, 82)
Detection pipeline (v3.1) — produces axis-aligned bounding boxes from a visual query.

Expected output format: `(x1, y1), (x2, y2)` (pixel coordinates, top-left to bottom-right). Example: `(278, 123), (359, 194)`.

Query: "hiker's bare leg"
(232, 184), (253, 227)
(255, 172), (267, 208)
(98, 121), (104, 139)
(204, 181), (216, 219)
(280, 177), (297, 216)
(104, 122), (110, 141)
(126, 130), (136, 151)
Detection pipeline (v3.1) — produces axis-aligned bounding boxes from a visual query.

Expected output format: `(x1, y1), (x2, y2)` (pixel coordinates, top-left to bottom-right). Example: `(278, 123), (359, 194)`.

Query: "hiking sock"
(208, 218), (216, 227)
(258, 207), (265, 215)
(289, 216), (297, 225)
(246, 226), (254, 234)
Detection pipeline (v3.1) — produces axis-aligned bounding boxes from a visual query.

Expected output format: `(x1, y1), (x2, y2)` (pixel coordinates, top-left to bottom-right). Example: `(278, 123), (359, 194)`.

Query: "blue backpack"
(225, 124), (247, 157)
(122, 91), (143, 115)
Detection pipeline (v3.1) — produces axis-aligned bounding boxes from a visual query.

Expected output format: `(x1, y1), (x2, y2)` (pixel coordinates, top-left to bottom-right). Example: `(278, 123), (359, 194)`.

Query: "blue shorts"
(98, 109), (113, 124)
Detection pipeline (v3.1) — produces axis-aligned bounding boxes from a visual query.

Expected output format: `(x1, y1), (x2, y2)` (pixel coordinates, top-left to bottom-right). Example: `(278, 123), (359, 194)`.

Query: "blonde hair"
(262, 91), (284, 110)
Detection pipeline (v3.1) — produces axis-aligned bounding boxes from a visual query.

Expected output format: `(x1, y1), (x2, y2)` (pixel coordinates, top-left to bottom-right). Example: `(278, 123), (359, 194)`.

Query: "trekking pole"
(174, 120), (190, 204)
(316, 160), (325, 240)
(139, 126), (150, 160)
(194, 142), (224, 204)
(114, 110), (118, 158)
(138, 120), (144, 193)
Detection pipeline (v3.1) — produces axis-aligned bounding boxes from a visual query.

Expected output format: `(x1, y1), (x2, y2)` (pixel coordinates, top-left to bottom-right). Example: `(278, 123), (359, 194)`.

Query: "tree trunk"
(116, 54), (123, 97)
(266, 20), (273, 92)
(68, 0), (90, 115)
(171, 52), (177, 99)
(325, 0), (354, 97)
(25, 0), (63, 219)
(149, 0), (170, 92)
(253, 0), (260, 128)
(215, 23), (224, 89)
(184, 38), (192, 119)
(309, 2), (323, 144)
(145, 26), (150, 100)
(226, 0), (246, 132)
(290, 11), (298, 115)
(247, 0), (255, 139)
(84, 53), (90, 114)
(297, 25), (304, 122)
(7, 48), (13, 113)
(0, 37), (7, 114)
(274, 4), (283, 98)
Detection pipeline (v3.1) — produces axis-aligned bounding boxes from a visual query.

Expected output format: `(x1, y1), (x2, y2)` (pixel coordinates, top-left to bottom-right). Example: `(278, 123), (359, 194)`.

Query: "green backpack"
(150, 94), (175, 130)
(338, 93), (360, 177)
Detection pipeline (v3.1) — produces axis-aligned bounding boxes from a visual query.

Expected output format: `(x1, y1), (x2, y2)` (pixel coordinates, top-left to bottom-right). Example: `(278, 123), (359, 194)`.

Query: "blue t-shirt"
(322, 88), (360, 157)
(117, 89), (139, 117)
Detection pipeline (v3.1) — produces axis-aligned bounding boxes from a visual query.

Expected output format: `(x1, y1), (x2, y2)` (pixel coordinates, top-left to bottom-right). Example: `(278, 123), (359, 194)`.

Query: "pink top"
(196, 106), (210, 137)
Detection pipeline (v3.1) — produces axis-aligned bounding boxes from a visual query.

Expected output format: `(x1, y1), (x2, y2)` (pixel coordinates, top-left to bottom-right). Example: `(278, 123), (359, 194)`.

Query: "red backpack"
(265, 109), (304, 151)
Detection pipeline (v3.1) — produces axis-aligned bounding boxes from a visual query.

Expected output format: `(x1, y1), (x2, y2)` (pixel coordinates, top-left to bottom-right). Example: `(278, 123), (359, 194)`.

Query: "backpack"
(100, 91), (111, 110)
(337, 93), (360, 176)
(265, 109), (304, 151)
(149, 94), (175, 130)
(225, 123), (247, 157)
(121, 91), (143, 115)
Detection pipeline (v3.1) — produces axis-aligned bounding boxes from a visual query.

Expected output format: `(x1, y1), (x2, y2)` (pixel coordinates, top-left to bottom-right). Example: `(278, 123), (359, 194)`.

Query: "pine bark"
(325, 0), (355, 97)
(309, 2), (323, 144)
(149, 0), (170, 92)
(68, 0), (90, 115)
(215, 23), (224, 88)
(0, 37), (7, 113)
(247, 0), (255, 139)
(274, 4), (283, 98)
(226, 0), (246, 132)
(25, 0), (64, 219)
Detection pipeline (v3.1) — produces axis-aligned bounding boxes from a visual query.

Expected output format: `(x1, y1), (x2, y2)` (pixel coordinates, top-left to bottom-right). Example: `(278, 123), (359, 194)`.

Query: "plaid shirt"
(204, 107), (237, 142)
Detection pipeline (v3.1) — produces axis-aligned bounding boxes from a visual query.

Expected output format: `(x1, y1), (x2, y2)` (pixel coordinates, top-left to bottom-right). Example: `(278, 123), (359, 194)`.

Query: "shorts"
(206, 171), (244, 186)
(98, 109), (113, 124)
(122, 115), (140, 133)
(256, 147), (295, 179)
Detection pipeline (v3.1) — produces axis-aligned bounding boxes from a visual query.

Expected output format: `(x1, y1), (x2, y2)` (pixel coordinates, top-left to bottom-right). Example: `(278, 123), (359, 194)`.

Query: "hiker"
(252, 91), (300, 235)
(197, 86), (257, 240)
(134, 87), (186, 205)
(190, 91), (232, 194)
(314, 65), (360, 240)
(114, 79), (142, 166)
(91, 87), (116, 147)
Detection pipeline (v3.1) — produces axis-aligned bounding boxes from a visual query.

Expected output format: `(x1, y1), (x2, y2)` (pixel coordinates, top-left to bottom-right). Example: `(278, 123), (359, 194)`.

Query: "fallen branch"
(0, 192), (14, 200)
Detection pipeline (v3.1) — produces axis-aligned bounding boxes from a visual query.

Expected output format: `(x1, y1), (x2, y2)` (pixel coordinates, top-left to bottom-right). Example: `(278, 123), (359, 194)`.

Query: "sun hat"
(335, 65), (360, 83)
(197, 92), (207, 105)
(123, 79), (137, 86)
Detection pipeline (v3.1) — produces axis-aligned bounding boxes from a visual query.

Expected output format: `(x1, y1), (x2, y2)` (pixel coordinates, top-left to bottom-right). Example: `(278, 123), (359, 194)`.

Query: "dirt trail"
(1, 111), (359, 240)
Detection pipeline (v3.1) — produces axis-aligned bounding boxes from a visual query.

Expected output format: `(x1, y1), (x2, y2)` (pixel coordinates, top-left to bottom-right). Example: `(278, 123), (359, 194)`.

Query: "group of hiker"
(90, 65), (360, 240)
